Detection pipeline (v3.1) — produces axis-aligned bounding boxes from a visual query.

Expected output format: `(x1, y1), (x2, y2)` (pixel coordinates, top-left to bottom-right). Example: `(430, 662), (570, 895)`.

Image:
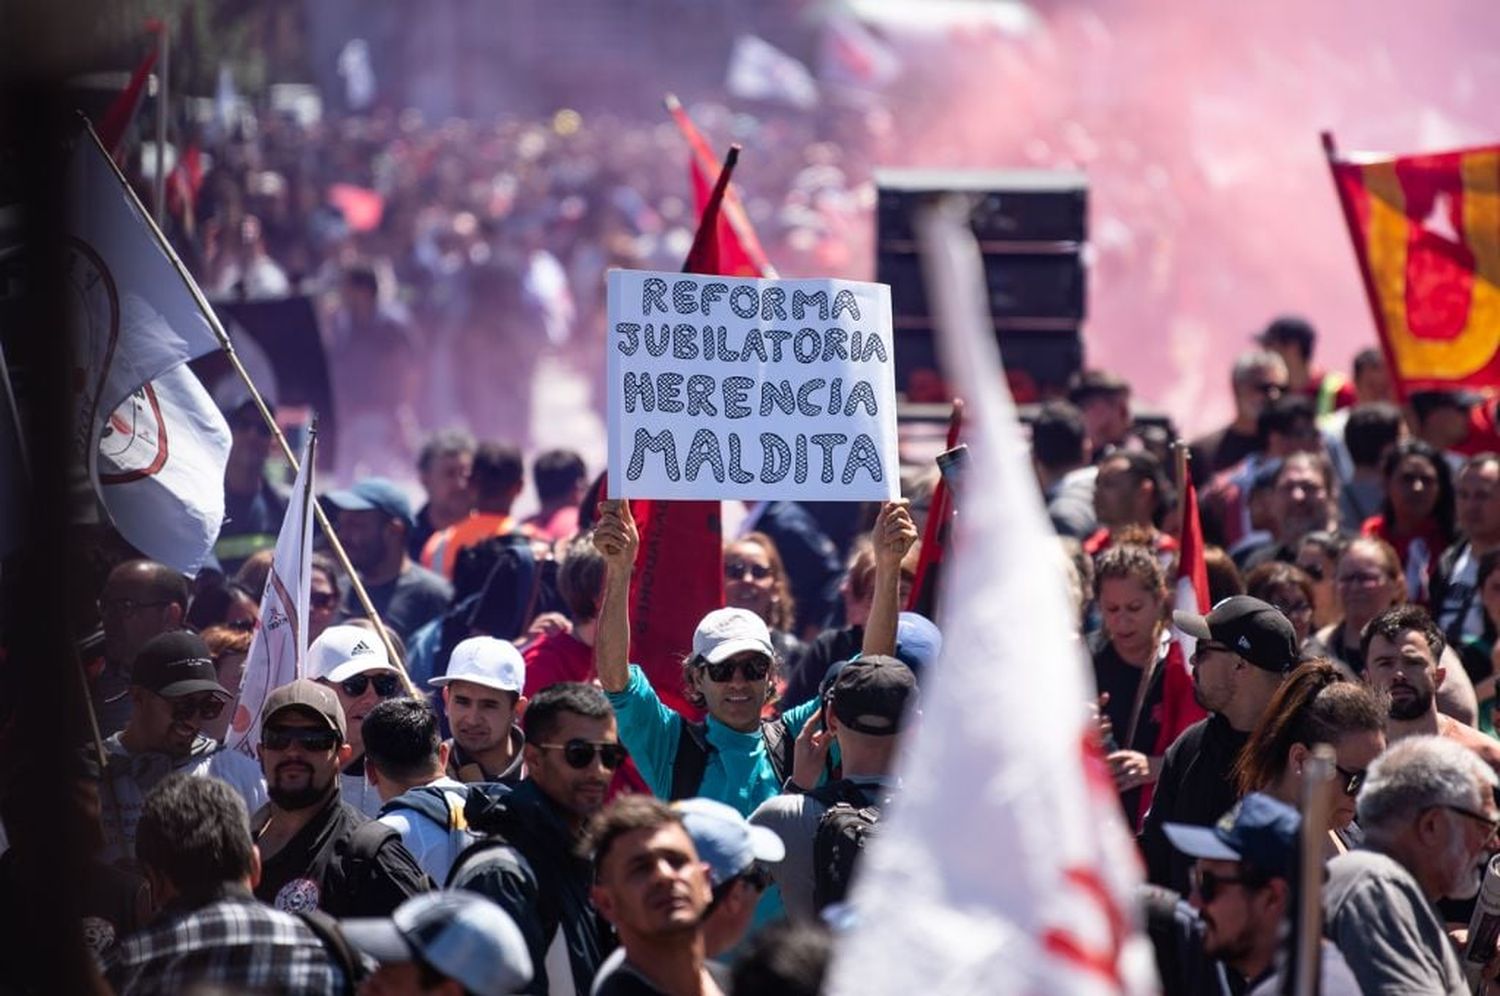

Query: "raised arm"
(862, 499), (919, 659)
(592, 499), (639, 693)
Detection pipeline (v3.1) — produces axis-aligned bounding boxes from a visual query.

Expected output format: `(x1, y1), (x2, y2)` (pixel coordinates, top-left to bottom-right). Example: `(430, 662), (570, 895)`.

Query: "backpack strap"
(669, 721), (711, 801)
(444, 835), (515, 889)
(344, 819), (401, 894)
(761, 718), (792, 787)
(808, 778), (874, 809)
(297, 908), (363, 993)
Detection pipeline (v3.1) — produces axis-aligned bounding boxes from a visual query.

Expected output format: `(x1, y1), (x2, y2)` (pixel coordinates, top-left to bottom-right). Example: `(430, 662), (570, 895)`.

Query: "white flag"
(96, 363), (230, 575)
(726, 35), (820, 111)
(225, 429), (316, 757)
(827, 201), (1157, 995)
(67, 131), (221, 464)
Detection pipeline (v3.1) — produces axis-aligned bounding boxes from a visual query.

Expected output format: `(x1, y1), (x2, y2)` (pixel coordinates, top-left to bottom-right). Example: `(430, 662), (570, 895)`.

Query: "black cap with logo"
(131, 631), (230, 698)
(1173, 595), (1299, 673)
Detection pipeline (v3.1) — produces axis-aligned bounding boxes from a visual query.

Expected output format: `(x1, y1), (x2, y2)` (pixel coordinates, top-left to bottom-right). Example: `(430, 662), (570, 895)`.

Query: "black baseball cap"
(131, 631), (230, 698)
(827, 655), (918, 736)
(1173, 595), (1298, 673)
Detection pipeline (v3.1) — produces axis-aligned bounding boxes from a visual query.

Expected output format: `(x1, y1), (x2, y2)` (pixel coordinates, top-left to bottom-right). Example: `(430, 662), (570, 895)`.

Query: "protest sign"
(606, 268), (898, 501)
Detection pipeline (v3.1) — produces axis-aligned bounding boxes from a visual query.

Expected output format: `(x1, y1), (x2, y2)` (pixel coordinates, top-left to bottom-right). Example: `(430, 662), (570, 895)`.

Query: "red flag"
(96, 48), (158, 157)
(665, 94), (776, 279)
(166, 143), (203, 230)
(1323, 133), (1500, 399)
(619, 142), (758, 719)
(1152, 471), (1210, 773)
(906, 401), (962, 611)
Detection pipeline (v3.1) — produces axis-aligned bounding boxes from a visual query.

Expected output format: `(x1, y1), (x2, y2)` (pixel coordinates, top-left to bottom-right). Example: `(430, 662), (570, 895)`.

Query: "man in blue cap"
(325, 478), (452, 640)
(1152, 793), (1358, 996)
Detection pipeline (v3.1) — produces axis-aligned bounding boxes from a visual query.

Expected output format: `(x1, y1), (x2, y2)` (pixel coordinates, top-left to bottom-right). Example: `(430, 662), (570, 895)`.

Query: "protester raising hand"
(592, 499), (639, 567)
(593, 500), (638, 694)
(789, 705), (834, 791)
(863, 500), (920, 659)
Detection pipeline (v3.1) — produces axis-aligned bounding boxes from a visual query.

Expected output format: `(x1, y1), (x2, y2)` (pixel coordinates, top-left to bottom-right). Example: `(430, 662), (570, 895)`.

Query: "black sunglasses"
(1190, 866), (1258, 903)
(1334, 763), (1366, 797)
(698, 656), (771, 683)
(166, 693), (226, 722)
(533, 739), (628, 770)
(310, 591), (339, 610)
(724, 561), (773, 582)
(340, 673), (402, 698)
(261, 725), (341, 753)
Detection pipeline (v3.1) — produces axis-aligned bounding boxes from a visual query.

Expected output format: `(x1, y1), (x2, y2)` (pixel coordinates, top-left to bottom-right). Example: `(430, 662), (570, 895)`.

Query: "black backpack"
(668, 718), (791, 801)
(296, 908), (366, 994)
(809, 780), (881, 911)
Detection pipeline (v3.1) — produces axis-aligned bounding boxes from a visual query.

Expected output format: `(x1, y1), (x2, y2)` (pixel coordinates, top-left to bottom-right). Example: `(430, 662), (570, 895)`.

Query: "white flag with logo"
(225, 429), (316, 756)
(827, 202), (1157, 995)
(96, 363), (230, 575)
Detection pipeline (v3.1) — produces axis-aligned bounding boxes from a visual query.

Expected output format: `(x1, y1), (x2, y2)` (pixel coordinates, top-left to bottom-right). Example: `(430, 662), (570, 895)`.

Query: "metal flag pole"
(75, 117), (414, 692)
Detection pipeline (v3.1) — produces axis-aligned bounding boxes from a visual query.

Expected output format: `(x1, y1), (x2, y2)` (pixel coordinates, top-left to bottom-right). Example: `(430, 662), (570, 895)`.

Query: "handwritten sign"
(607, 269), (898, 501)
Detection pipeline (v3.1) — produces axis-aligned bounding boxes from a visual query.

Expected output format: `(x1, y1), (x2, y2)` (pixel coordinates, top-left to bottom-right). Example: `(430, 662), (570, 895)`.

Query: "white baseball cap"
(429, 636), (526, 694)
(307, 624), (400, 684)
(691, 608), (774, 665)
(341, 892), (532, 996)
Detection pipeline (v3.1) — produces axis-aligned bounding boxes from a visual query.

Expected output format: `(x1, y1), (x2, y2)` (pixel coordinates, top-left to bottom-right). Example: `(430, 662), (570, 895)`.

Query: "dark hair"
(582, 795), (683, 878)
(1102, 450), (1173, 528)
(533, 449), (587, 504)
(1234, 660), (1385, 795)
(1353, 347), (1384, 377)
(1066, 369), (1129, 406)
(310, 551), (341, 593)
(233, 550), (275, 598)
(417, 428), (477, 474)
(557, 532), (606, 623)
(1260, 315), (1316, 360)
(344, 263), (379, 296)
(1344, 403), (1403, 469)
(185, 579), (260, 632)
(363, 698), (442, 783)
(1379, 439), (1455, 541)
(472, 442), (524, 501)
(1031, 401), (1089, 471)
(523, 683), (614, 745)
(1203, 545), (1245, 604)
(1256, 395), (1315, 451)
(1244, 562), (1315, 611)
(1297, 530), (1347, 565)
(728, 532), (797, 633)
(730, 920), (834, 996)
(1360, 604), (1446, 666)
(136, 774), (256, 897)
(1092, 542), (1167, 598)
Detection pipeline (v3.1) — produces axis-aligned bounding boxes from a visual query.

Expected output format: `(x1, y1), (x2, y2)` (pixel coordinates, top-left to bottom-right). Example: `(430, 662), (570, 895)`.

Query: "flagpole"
(75, 117), (414, 693)
(1288, 743), (1335, 996)
(153, 22), (169, 225)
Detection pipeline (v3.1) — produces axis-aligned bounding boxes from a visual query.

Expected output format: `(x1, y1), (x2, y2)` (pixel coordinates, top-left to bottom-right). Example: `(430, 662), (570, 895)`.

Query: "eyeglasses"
(1333, 763), (1366, 797)
(310, 591), (339, 610)
(97, 597), (171, 617)
(1443, 804), (1500, 846)
(1336, 572), (1389, 587)
(226, 618), (256, 633)
(724, 561), (773, 582)
(698, 656), (771, 683)
(1191, 641), (1234, 663)
(261, 725), (341, 753)
(164, 693), (226, 722)
(532, 739), (628, 770)
(339, 673), (402, 698)
(1190, 866), (1255, 903)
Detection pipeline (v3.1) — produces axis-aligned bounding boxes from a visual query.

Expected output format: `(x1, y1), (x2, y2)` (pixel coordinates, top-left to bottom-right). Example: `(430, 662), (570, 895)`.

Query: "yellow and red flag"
(1324, 132), (1500, 397)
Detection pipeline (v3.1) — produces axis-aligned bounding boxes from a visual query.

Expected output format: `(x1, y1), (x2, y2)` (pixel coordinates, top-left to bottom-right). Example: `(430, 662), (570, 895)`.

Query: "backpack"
(296, 908), (366, 994)
(668, 718), (791, 801)
(809, 780), (881, 911)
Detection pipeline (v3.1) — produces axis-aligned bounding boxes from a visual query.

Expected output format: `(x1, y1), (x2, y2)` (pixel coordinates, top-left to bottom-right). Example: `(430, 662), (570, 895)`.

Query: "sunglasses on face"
(97, 597), (171, 617)
(1191, 641), (1235, 664)
(532, 739), (628, 770)
(165, 694), (226, 722)
(339, 673), (402, 698)
(698, 656), (771, 683)
(1333, 763), (1366, 797)
(226, 618), (256, 633)
(310, 591), (339, 610)
(261, 725), (341, 753)
(724, 561), (773, 582)
(1190, 865), (1256, 903)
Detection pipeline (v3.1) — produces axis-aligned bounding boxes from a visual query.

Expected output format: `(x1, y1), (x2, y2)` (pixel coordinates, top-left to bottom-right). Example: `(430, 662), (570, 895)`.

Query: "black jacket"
(447, 781), (615, 996)
(1139, 714), (1250, 895)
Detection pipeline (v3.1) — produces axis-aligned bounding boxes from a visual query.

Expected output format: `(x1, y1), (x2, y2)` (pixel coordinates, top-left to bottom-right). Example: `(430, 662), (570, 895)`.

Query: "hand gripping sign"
(606, 269), (899, 502)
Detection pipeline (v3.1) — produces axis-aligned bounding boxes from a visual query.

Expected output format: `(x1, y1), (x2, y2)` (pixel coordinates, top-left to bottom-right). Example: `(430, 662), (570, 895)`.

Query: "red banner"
(1325, 134), (1500, 396)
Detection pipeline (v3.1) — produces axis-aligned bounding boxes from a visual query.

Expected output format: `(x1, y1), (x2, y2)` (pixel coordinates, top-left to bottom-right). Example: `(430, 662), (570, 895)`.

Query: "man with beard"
(1431, 454), (1500, 647)
(447, 683), (620, 995)
(1140, 597), (1298, 895)
(1155, 794), (1358, 996)
(1239, 452), (1339, 570)
(251, 679), (430, 916)
(1362, 605), (1500, 771)
(432, 636), (528, 785)
(99, 631), (266, 867)
(585, 795), (721, 996)
(325, 478), (452, 641)
(1325, 736), (1500, 994)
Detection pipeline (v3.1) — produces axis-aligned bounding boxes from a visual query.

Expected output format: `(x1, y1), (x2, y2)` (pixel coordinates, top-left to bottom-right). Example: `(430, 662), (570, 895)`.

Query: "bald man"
(93, 560), (190, 738)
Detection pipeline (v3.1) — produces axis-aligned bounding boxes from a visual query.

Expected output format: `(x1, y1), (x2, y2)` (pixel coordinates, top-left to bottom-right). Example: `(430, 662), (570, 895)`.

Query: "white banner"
(225, 430), (316, 757)
(96, 363), (231, 576)
(606, 268), (898, 502)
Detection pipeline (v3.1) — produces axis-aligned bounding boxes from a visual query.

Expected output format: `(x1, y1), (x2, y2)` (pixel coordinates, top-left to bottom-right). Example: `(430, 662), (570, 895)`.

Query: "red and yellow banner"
(1326, 134), (1500, 395)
